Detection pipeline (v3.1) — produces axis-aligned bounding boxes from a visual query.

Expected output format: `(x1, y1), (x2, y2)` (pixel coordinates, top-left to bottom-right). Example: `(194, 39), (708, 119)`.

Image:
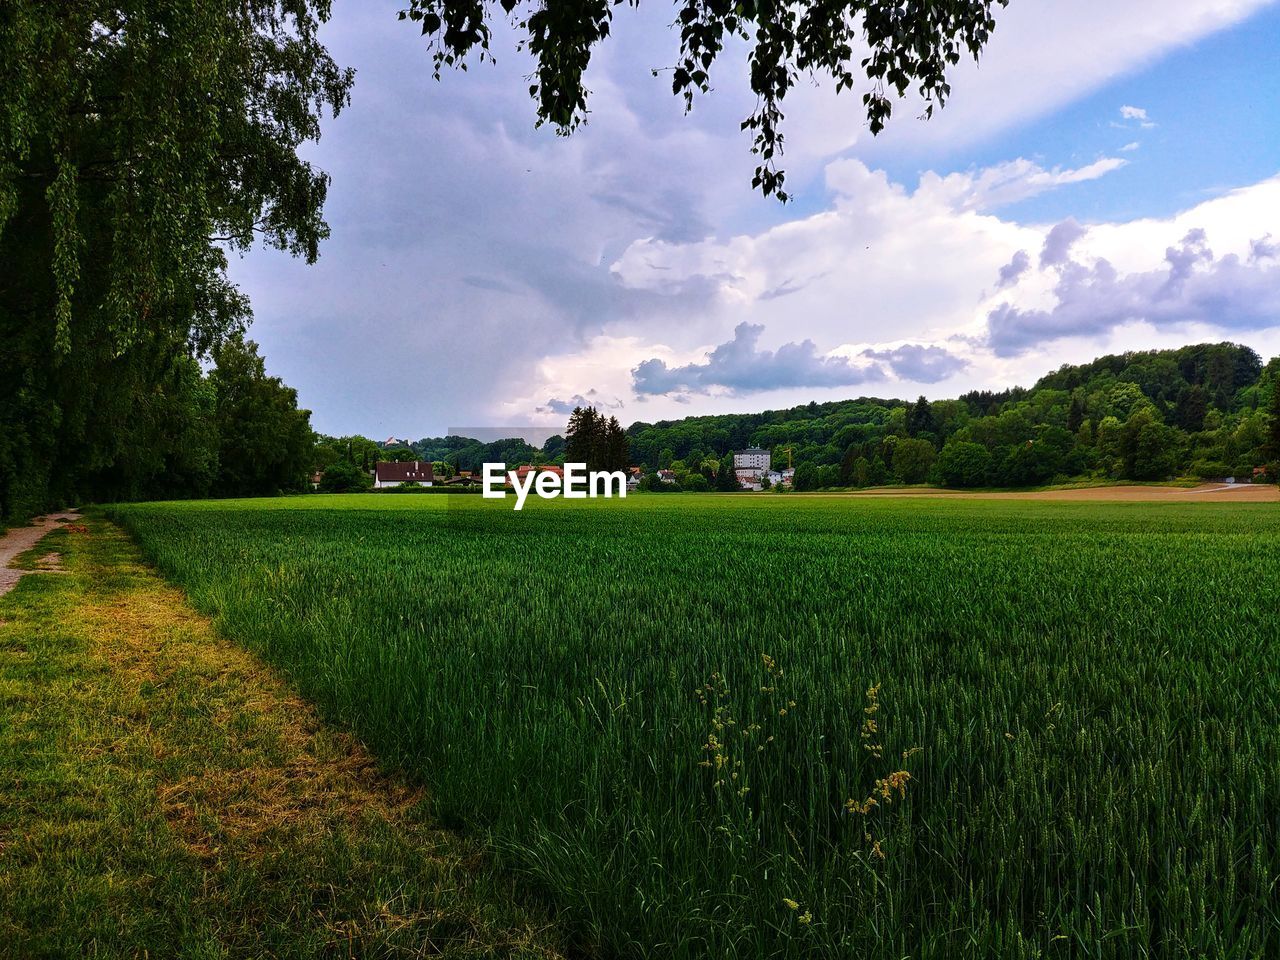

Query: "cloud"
(631, 322), (885, 395)
(915, 157), (1127, 212)
(860, 344), (970, 383)
(223, 0), (1280, 435)
(987, 229), (1280, 356)
(537, 392), (624, 415)
(1251, 235), (1279, 260)
(1114, 104), (1157, 130)
(1040, 218), (1089, 267)
(998, 250), (1032, 288)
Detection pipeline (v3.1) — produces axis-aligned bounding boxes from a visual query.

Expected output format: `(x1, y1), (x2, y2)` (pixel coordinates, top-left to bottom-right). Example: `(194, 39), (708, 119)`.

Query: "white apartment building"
(733, 447), (771, 475)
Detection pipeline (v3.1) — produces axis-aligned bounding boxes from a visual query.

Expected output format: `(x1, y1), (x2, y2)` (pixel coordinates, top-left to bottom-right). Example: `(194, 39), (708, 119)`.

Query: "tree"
(936, 441), (991, 488)
(1132, 422), (1181, 481)
(604, 416), (631, 472)
(851, 456), (872, 488)
(209, 336), (314, 497)
(399, 0), (1007, 199)
(792, 462), (819, 492)
(565, 406), (602, 467)
(839, 446), (857, 485)
(1174, 385), (1207, 432)
(716, 454), (740, 491)
(1067, 391), (1086, 433)
(318, 459), (371, 493)
(906, 396), (937, 438)
(816, 464), (841, 488)
(892, 438), (935, 484)
(1267, 378), (1280, 466)
(681, 473), (710, 492)
(0, 2), (352, 520)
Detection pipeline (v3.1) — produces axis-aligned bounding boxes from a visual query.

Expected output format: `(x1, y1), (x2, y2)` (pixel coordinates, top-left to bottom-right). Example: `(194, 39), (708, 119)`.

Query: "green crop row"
(106, 494), (1280, 959)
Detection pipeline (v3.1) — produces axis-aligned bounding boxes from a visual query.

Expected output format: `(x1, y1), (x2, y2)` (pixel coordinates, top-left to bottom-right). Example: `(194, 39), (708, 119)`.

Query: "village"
(357, 444), (796, 493)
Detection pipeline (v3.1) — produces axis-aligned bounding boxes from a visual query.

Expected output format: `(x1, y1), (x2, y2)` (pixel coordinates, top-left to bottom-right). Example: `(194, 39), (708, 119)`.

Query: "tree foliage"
(624, 343), (1278, 489)
(398, 0), (1007, 199)
(0, 2), (351, 519)
(209, 336), (314, 497)
(566, 406), (630, 472)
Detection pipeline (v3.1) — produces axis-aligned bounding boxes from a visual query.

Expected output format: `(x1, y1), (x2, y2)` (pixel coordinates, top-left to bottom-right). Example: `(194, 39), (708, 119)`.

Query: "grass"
(104, 493), (1280, 959)
(0, 517), (568, 959)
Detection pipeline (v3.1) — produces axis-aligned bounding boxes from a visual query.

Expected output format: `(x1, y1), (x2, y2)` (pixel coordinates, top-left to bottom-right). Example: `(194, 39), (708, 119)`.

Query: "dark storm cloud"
(632, 322), (885, 395)
(860, 343), (969, 383)
(226, 3), (757, 437)
(987, 229), (1280, 356)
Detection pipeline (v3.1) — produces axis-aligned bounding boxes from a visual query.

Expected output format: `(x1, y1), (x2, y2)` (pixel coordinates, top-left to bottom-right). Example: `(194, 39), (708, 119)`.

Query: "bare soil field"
(834, 483), (1279, 502)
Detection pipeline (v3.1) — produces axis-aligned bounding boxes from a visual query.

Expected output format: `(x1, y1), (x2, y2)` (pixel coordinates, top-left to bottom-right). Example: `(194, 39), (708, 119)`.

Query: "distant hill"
(620, 342), (1278, 488)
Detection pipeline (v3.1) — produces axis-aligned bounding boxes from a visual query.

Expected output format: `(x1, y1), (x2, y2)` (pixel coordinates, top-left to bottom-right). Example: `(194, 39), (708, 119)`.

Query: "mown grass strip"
(0, 517), (568, 959)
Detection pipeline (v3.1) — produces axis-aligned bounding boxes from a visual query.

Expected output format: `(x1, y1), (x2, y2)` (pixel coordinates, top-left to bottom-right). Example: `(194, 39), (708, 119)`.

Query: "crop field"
(105, 494), (1280, 959)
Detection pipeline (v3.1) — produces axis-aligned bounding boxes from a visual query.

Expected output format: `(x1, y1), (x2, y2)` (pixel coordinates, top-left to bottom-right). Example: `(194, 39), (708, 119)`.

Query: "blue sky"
(229, 0), (1280, 437)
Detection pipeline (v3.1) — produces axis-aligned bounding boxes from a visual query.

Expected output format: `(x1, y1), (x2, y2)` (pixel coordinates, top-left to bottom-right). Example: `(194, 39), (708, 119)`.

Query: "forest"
(311, 342), (1279, 495)
(623, 342), (1280, 490)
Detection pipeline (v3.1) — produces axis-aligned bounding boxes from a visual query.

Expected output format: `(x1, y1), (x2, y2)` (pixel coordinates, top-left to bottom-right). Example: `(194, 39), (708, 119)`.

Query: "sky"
(230, 0), (1280, 439)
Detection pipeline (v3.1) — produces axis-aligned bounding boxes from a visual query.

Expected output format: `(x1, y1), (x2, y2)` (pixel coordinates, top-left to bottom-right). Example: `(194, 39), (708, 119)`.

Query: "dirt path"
(0, 517), (568, 957)
(0, 511), (79, 597)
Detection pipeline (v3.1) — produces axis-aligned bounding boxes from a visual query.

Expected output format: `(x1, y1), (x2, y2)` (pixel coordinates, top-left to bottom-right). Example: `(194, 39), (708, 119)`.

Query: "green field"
(106, 494), (1280, 959)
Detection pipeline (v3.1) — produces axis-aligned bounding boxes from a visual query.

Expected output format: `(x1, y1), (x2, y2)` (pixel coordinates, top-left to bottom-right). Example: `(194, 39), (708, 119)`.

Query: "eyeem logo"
(482, 463), (627, 511)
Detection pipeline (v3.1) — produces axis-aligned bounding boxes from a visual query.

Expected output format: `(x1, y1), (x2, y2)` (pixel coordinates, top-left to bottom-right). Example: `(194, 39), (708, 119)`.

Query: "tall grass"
(107, 494), (1280, 958)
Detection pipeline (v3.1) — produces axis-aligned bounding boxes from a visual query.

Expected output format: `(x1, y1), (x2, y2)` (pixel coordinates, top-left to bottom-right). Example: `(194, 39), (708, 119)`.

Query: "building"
(510, 465), (564, 486)
(733, 447), (771, 476)
(374, 460), (434, 487)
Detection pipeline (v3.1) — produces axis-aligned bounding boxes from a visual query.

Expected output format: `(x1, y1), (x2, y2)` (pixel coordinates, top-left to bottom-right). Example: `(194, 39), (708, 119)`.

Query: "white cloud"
(513, 163), (1280, 423)
(225, 0), (1280, 435)
(1120, 105), (1149, 121)
(915, 158), (1127, 212)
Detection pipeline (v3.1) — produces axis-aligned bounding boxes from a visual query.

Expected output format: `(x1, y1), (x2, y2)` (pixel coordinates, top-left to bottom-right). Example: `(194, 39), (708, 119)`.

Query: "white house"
(374, 460), (434, 488)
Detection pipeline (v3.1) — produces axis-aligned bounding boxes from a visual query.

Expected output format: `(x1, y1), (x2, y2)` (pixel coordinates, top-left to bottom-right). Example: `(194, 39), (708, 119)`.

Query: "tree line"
(625, 343), (1280, 491)
(0, 3), (350, 522)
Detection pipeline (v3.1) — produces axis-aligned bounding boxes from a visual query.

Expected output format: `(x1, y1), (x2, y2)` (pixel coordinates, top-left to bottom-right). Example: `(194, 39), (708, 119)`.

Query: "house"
(309, 471), (324, 489)
(512, 464), (564, 485)
(657, 469), (678, 484)
(733, 447), (771, 477)
(374, 460), (434, 487)
(443, 474), (480, 487)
